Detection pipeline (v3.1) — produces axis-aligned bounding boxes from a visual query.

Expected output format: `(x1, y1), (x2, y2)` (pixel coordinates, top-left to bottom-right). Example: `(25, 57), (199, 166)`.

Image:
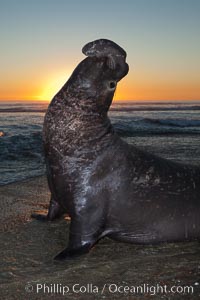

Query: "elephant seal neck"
(44, 98), (115, 161)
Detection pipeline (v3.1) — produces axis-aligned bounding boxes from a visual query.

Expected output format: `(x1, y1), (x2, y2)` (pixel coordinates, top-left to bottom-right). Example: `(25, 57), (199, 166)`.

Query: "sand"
(0, 176), (200, 299)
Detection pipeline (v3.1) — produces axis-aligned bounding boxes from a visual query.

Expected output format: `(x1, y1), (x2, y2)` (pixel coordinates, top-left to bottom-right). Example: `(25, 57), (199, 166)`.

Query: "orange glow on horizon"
(0, 72), (199, 102)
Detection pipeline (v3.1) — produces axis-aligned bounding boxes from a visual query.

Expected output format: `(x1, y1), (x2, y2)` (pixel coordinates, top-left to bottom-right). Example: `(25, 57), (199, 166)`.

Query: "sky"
(0, 0), (200, 101)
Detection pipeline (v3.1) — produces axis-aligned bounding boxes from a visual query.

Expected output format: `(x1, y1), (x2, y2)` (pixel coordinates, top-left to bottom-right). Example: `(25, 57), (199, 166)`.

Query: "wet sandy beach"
(0, 176), (200, 299)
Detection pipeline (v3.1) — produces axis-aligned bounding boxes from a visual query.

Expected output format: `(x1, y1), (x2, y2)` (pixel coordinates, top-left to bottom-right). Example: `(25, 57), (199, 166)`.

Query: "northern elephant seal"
(32, 39), (200, 260)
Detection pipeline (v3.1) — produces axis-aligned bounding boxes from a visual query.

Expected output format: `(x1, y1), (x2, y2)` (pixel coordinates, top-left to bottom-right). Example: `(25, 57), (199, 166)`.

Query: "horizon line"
(0, 99), (200, 102)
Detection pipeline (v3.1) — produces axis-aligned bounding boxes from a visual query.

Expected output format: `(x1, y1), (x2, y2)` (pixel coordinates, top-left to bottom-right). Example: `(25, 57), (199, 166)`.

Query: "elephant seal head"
(60, 39), (129, 114)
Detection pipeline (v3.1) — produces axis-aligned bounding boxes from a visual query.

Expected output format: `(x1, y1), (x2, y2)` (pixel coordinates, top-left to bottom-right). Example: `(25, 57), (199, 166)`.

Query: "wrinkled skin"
(32, 40), (200, 260)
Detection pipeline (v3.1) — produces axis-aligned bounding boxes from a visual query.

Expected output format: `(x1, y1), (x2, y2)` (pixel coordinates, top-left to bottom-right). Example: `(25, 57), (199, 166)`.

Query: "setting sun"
(38, 72), (71, 101)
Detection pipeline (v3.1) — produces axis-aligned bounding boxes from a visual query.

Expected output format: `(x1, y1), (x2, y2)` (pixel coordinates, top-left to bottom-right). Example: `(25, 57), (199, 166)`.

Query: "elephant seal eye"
(109, 81), (116, 89)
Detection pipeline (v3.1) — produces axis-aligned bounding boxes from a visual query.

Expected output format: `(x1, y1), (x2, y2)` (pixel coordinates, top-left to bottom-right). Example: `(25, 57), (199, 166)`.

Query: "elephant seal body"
(32, 39), (200, 260)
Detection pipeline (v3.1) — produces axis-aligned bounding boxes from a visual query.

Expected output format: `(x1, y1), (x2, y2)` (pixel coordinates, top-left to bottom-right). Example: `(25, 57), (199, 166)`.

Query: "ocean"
(0, 100), (200, 185)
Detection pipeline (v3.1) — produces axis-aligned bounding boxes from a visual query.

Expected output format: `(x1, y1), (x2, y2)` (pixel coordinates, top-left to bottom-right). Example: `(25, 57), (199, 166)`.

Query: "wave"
(1, 101), (200, 113)
(0, 107), (47, 113)
(1, 106), (200, 113)
(0, 132), (44, 161)
(0, 101), (48, 113)
(144, 118), (200, 128)
(110, 105), (200, 112)
(112, 117), (200, 136)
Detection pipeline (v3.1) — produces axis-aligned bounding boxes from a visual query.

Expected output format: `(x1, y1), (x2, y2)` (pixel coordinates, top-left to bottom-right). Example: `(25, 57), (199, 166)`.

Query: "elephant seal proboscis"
(32, 39), (200, 260)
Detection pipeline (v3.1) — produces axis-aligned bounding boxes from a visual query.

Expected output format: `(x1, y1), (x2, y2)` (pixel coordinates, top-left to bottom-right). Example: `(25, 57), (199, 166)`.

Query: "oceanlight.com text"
(25, 282), (196, 296)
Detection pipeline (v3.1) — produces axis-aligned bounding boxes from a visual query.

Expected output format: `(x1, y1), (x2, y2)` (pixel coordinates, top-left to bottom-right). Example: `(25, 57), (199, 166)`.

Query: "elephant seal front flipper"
(32, 160), (66, 221)
(31, 196), (65, 221)
(54, 244), (92, 261)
